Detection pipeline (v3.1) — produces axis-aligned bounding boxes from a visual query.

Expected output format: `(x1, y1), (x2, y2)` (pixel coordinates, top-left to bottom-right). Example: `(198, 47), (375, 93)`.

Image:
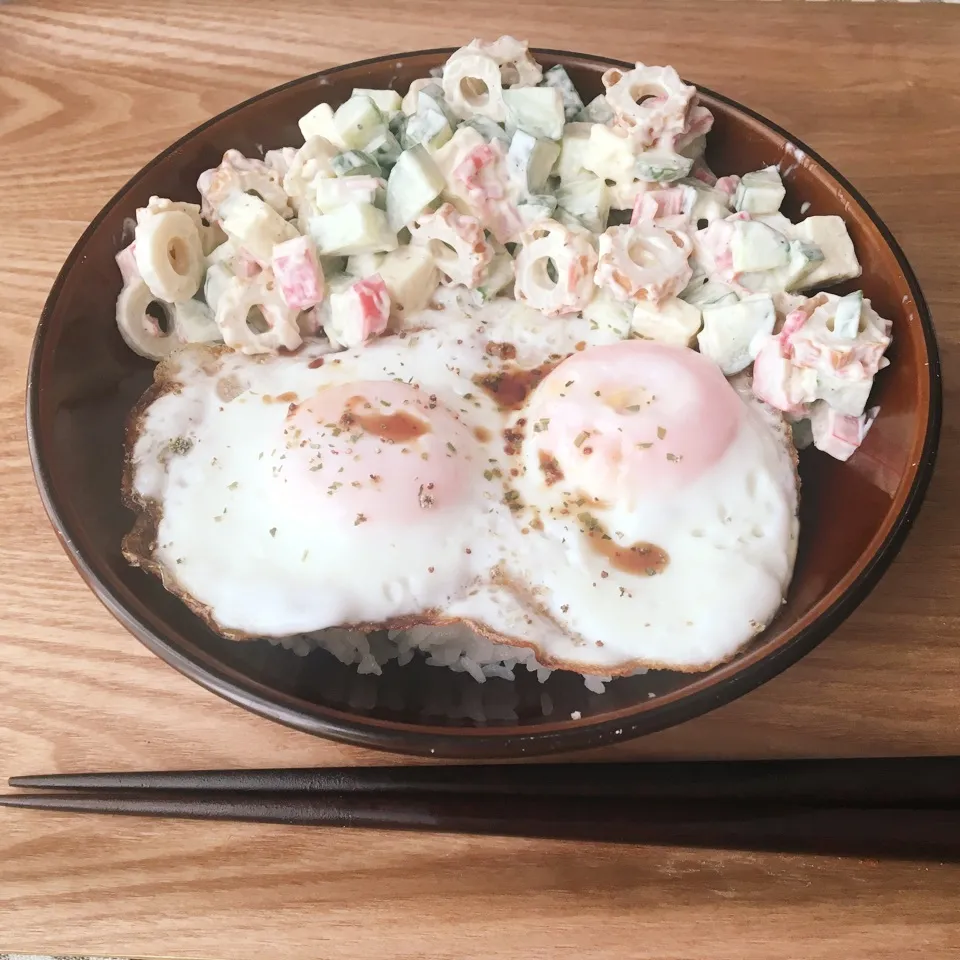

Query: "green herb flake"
(657, 426), (666, 440)
(574, 431), (589, 448)
(168, 436), (193, 456)
(577, 512), (600, 532)
(269, 527), (277, 537)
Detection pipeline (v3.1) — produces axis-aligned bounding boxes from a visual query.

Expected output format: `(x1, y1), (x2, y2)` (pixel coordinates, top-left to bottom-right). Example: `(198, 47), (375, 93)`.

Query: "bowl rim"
(26, 47), (943, 758)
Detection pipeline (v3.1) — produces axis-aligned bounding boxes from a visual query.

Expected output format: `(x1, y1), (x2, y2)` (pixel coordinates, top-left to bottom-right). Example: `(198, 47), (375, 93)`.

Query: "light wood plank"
(1, 1), (959, 956)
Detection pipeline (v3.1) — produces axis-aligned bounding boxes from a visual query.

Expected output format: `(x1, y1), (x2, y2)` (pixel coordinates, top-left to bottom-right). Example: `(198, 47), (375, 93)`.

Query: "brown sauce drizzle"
(262, 391), (299, 404)
(338, 396), (431, 444)
(588, 531), (670, 577)
(538, 451), (564, 486)
(474, 425), (492, 442)
(485, 340), (518, 360)
(473, 360), (560, 410)
(308, 357), (325, 369)
(503, 417), (526, 456)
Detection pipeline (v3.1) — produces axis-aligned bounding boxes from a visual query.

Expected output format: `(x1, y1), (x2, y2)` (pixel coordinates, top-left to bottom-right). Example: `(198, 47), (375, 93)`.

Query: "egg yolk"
(283, 380), (479, 525)
(525, 341), (743, 506)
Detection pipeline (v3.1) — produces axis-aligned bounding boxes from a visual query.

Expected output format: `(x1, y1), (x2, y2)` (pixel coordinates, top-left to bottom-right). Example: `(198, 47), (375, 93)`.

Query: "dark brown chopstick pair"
(4, 757), (960, 861)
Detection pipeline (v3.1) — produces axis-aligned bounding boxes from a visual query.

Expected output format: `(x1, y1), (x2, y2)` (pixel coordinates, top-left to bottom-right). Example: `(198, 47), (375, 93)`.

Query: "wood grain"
(1, 0), (960, 957)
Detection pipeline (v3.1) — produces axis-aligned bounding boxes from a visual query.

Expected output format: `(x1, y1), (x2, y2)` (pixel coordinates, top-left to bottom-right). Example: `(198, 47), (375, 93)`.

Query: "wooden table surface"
(1, 0), (959, 956)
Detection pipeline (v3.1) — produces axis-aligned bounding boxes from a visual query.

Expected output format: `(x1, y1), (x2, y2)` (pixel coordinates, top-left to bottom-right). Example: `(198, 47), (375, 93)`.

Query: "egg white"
(125, 291), (798, 673)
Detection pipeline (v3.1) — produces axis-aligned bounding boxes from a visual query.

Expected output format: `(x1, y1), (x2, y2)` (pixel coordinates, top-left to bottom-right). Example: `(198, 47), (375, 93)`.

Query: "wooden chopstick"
(2, 789), (959, 861)
(9, 756), (960, 804)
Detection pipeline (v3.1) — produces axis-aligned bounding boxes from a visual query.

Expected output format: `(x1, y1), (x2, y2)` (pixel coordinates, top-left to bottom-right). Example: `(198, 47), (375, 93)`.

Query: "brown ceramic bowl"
(26, 49), (940, 758)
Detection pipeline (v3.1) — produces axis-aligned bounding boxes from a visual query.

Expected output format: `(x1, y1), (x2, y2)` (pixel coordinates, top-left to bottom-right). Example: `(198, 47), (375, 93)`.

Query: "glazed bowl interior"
(27, 50), (939, 757)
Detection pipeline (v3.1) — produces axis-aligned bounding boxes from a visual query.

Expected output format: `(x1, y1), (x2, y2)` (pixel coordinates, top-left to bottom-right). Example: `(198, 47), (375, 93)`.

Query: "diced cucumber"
(793, 215), (861, 287)
(553, 122), (594, 182)
(554, 208), (589, 232)
(754, 212), (794, 235)
(678, 134), (707, 161)
(734, 166), (786, 215)
(738, 240), (824, 294)
(634, 151), (693, 183)
(814, 370), (873, 418)
(352, 88), (402, 121)
(477, 251), (516, 302)
(680, 278), (740, 307)
(346, 252), (386, 277)
(307, 202), (397, 255)
(556, 176), (610, 233)
(388, 111), (407, 139)
(331, 151), (382, 178)
(697, 293), (776, 375)
(582, 289), (633, 338)
(203, 261), (234, 312)
(334, 96), (386, 151)
(219, 194), (299, 264)
(575, 94), (614, 124)
(174, 298), (221, 343)
(401, 78), (433, 117)
(832, 290), (863, 339)
(298, 103), (342, 146)
(507, 131), (560, 193)
(582, 124), (635, 184)
(320, 255), (347, 278)
(503, 87), (565, 141)
(681, 178), (733, 226)
(315, 176), (382, 213)
(540, 65), (584, 121)
(461, 117), (511, 144)
(414, 81), (444, 103)
(377, 245), (441, 316)
(401, 109), (453, 152)
(517, 194), (558, 226)
(731, 220), (790, 273)
(365, 130), (402, 169)
(632, 297), (703, 348)
(417, 87), (459, 128)
(386, 144), (445, 232)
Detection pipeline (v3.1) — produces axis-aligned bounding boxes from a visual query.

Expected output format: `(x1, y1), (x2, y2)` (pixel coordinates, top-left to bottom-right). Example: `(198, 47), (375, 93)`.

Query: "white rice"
(267, 623), (644, 693)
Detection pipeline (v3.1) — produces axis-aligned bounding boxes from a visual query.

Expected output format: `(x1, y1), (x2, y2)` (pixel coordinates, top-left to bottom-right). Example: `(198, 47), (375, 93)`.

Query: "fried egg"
(124, 292), (798, 674)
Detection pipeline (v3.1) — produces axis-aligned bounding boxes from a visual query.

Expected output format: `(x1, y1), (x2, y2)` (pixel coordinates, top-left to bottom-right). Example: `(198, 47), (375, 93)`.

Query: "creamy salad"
(114, 36), (890, 462)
